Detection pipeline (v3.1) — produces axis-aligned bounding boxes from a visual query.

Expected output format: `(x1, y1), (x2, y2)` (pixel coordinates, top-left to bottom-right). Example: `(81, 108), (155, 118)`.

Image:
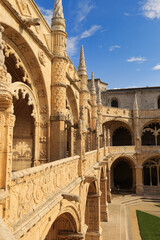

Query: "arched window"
(158, 97), (160, 109)
(141, 122), (160, 146)
(112, 127), (132, 146)
(111, 99), (118, 108)
(143, 158), (160, 186)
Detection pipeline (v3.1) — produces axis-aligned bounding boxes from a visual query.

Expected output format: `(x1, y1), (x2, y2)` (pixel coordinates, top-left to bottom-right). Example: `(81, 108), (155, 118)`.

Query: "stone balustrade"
(85, 150), (98, 174)
(108, 146), (136, 154)
(9, 156), (80, 225)
(8, 149), (105, 227)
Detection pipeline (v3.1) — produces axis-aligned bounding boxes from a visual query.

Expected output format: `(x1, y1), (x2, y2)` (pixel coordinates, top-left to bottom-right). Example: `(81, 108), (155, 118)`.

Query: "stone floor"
(101, 194), (160, 240)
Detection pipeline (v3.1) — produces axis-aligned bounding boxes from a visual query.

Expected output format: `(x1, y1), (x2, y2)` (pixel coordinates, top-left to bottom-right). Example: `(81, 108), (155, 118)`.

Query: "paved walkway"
(101, 194), (160, 240)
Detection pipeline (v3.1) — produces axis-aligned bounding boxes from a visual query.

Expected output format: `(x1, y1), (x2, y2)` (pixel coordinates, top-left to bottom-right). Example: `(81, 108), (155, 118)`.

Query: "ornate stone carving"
(0, 113), (5, 151)
(16, 0), (31, 17)
(40, 136), (47, 143)
(12, 82), (39, 120)
(38, 90), (45, 98)
(52, 0), (64, 18)
(62, 193), (80, 203)
(40, 105), (47, 114)
(22, 18), (40, 27)
(38, 51), (46, 67)
(3, 40), (31, 85)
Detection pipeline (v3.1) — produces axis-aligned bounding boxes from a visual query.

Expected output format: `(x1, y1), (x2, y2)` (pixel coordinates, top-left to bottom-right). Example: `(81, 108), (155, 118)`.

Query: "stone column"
(106, 163), (111, 203)
(100, 176), (108, 222)
(0, 24), (15, 219)
(86, 193), (102, 240)
(135, 165), (144, 194)
(103, 126), (107, 156)
(50, 1), (68, 161)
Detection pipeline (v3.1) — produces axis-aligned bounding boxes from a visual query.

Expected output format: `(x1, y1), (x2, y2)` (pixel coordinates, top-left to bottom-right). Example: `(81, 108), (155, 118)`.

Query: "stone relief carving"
(3, 40), (31, 85)
(16, 0), (31, 17)
(0, 113), (5, 151)
(12, 82), (39, 120)
(38, 51), (46, 67)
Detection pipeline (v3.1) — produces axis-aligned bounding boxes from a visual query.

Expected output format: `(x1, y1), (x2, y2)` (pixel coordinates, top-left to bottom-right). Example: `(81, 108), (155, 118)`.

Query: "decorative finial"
(133, 93), (138, 110)
(51, 0), (65, 31)
(78, 45), (87, 75)
(91, 72), (96, 93)
(98, 88), (102, 105)
(53, 0), (64, 18)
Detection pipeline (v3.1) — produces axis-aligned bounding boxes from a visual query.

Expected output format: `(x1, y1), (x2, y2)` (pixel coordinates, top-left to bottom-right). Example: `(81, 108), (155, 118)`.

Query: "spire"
(53, 0), (64, 18)
(78, 45), (87, 75)
(51, 0), (65, 31)
(91, 72), (96, 94)
(133, 93), (138, 110)
(98, 88), (102, 105)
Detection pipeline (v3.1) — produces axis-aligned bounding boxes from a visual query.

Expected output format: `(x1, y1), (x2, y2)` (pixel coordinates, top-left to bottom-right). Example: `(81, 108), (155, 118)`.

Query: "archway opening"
(13, 92), (34, 171)
(142, 122), (160, 146)
(45, 212), (77, 240)
(111, 99), (118, 108)
(112, 127), (132, 146)
(111, 158), (133, 192)
(143, 158), (160, 188)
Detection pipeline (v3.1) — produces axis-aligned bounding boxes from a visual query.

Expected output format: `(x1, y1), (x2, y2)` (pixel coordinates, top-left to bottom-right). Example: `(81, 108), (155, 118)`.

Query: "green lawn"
(155, 205), (160, 207)
(136, 210), (160, 240)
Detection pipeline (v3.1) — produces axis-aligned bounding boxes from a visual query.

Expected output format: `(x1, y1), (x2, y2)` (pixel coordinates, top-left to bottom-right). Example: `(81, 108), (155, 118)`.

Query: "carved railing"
(84, 150), (98, 174)
(108, 146), (136, 154)
(141, 146), (160, 153)
(9, 156), (80, 225)
(99, 147), (105, 160)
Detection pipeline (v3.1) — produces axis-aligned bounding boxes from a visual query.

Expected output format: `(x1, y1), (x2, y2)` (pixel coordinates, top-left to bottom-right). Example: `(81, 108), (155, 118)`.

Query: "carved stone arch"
(142, 156), (160, 187)
(3, 37), (32, 87)
(141, 121), (160, 146)
(110, 154), (136, 168)
(110, 156), (136, 192)
(141, 154), (160, 166)
(66, 85), (79, 157)
(103, 120), (133, 146)
(66, 85), (78, 124)
(2, 24), (49, 118)
(2, 24), (50, 163)
(12, 82), (39, 121)
(42, 204), (81, 240)
(12, 82), (41, 170)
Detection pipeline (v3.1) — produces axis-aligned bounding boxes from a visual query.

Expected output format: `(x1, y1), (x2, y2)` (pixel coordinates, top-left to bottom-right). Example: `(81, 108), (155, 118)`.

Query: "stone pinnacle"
(53, 0), (64, 19)
(78, 45), (87, 75)
(91, 72), (96, 93)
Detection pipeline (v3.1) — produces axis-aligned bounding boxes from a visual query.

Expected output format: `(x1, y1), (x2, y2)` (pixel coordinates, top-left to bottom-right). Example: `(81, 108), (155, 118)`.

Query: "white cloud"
(80, 25), (101, 39)
(38, 6), (52, 26)
(152, 63), (160, 70)
(66, 25), (101, 56)
(109, 45), (121, 52)
(76, 0), (95, 23)
(127, 57), (147, 63)
(141, 0), (160, 19)
(124, 12), (131, 16)
(66, 37), (79, 56)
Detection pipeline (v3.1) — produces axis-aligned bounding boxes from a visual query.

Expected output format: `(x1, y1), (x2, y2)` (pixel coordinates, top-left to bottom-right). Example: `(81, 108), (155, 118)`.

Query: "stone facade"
(0, 0), (159, 239)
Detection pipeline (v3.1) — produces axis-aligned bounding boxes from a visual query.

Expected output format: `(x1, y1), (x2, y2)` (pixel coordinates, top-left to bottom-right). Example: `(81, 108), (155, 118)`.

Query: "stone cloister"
(0, 0), (160, 239)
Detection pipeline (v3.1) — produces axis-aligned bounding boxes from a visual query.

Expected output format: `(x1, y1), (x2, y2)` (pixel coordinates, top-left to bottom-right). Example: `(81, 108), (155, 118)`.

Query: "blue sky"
(35, 0), (160, 89)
